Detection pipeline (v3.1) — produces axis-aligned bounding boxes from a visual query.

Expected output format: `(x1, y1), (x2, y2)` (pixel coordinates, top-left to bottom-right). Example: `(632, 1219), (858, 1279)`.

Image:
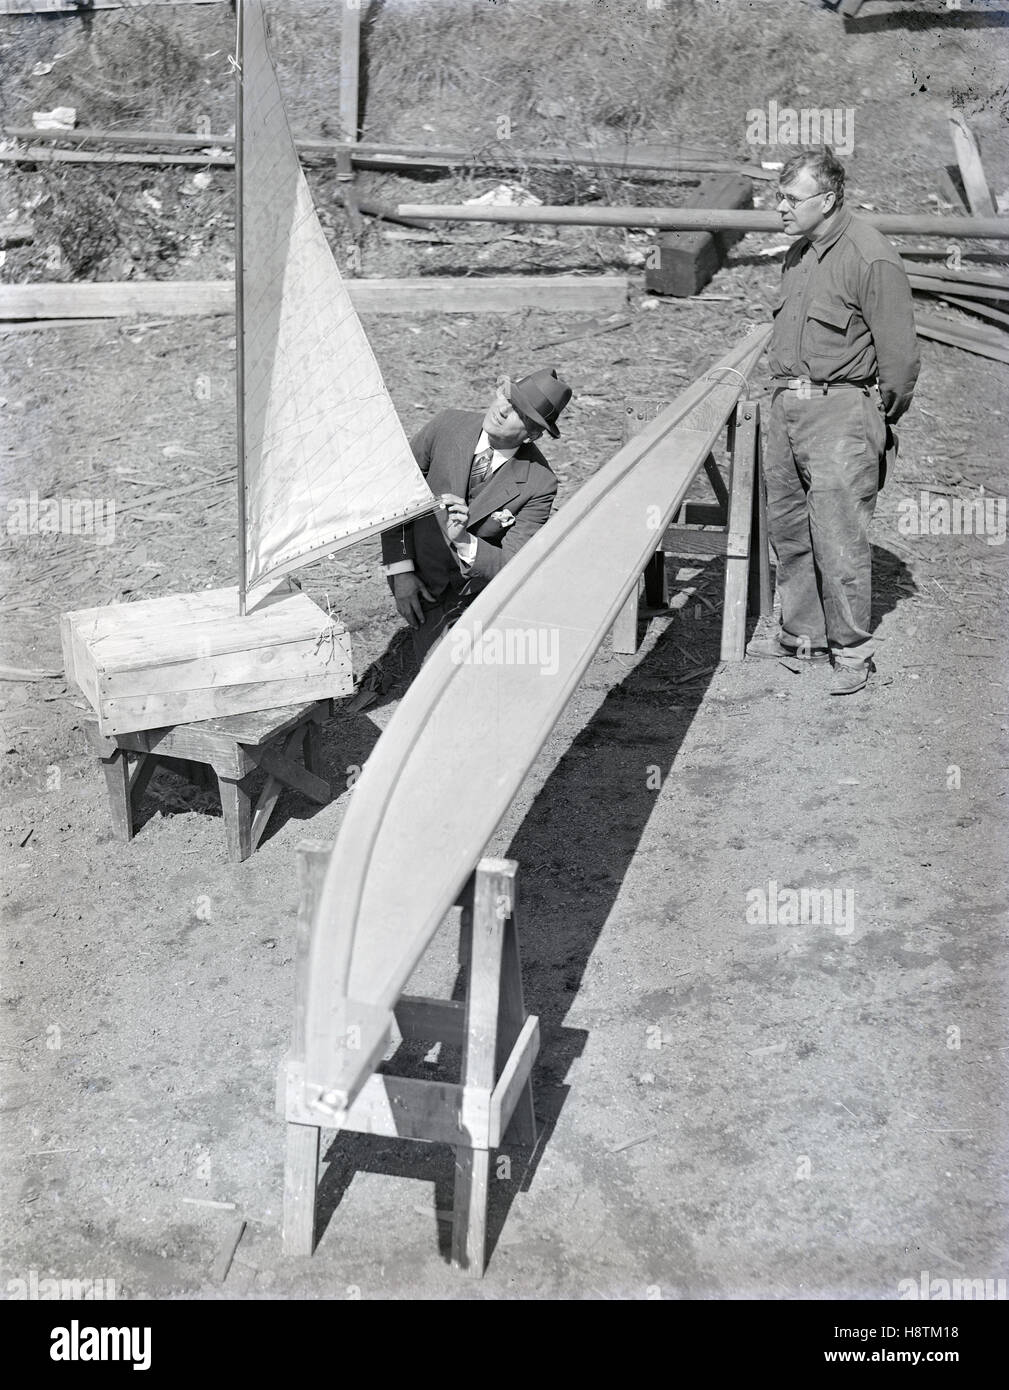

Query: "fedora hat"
(508, 368), (572, 439)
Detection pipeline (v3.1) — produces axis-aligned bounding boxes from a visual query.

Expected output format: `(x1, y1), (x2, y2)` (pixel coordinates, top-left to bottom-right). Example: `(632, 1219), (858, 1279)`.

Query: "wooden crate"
(61, 586), (353, 736)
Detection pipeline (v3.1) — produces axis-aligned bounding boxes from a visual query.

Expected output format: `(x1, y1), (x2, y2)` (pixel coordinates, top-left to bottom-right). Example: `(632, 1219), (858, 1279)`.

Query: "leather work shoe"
(829, 663), (871, 696)
(745, 632), (830, 663)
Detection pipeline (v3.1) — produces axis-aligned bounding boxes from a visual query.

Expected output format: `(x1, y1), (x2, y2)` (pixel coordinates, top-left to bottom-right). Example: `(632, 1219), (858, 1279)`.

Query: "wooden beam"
(397, 203), (1009, 239)
(646, 174), (753, 297)
(905, 265), (1009, 292)
(0, 0), (222, 11)
(0, 147), (234, 169)
(928, 294), (1009, 331)
(949, 111), (996, 218)
(339, 0), (361, 148)
(0, 277), (629, 321)
(4, 125), (777, 180)
(908, 273), (1009, 303)
(916, 311), (1009, 364)
(0, 222), (33, 248)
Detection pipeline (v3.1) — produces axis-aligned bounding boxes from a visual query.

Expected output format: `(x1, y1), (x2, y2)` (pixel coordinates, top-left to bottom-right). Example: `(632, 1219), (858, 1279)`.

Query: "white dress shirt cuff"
(383, 559), (415, 576)
(453, 533), (478, 567)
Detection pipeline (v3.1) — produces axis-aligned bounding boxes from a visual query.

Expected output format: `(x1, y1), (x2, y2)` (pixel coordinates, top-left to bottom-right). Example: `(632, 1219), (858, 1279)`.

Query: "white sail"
(238, 0), (436, 604)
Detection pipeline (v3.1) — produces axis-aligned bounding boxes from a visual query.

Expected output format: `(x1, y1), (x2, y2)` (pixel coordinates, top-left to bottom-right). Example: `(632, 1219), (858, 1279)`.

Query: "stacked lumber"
(909, 266), (1009, 363)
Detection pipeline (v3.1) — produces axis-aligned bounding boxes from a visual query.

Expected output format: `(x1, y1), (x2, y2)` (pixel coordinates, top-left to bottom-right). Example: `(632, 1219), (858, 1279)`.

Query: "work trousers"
(763, 385), (886, 666)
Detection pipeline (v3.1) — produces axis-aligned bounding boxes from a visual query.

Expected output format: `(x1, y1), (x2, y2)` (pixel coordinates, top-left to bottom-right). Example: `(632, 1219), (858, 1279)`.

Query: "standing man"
(747, 146), (919, 693)
(382, 368), (572, 662)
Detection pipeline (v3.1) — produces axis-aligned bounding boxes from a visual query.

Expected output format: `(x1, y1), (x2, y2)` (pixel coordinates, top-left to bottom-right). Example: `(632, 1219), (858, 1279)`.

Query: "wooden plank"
(488, 1017), (539, 1149)
(908, 274), (1009, 303)
(114, 724), (251, 780)
(294, 842), (331, 1056)
(495, 912), (536, 1147)
(304, 328), (771, 1112)
(0, 223), (32, 248)
(610, 578), (641, 655)
(287, 1063), (489, 1147)
(720, 402), (757, 662)
(282, 1122), (319, 1257)
(452, 1148), (490, 1274)
(0, 282), (233, 320)
(99, 673), (352, 737)
(97, 749), (133, 841)
(219, 775), (253, 862)
(949, 111), (996, 218)
(905, 265), (1009, 291)
(0, 147), (235, 169)
(95, 638), (348, 698)
(0, 318), (119, 333)
(4, 125), (776, 179)
(932, 294), (1009, 330)
(248, 739), (329, 805)
(249, 726), (310, 850)
(0, 0), (222, 11)
(397, 204), (1009, 239)
(0, 277), (629, 321)
(128, 751), (159, 810)
(200, 700), (328, 747)
(646, 175), (753, 297)
(249, 774), (284, 853)
(456, 865), (508, 1275)
(915, 312), (1009, 363)
(339, 0), (361, 147)
(750, 417), (773, 620)
(661, 527), (728, 557)
(211, 1218), (246, 1285)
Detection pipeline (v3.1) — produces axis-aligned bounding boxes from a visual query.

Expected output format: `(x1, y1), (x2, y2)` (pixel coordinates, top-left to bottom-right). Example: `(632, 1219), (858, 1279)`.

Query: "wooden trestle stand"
(280, 845), (538, 1276)
(611, 395), (773, 659)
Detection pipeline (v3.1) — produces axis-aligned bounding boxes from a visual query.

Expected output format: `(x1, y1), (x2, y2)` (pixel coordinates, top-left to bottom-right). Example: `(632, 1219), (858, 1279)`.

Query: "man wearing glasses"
(747, 146), (919, 694)
(382, 369), (572, 663)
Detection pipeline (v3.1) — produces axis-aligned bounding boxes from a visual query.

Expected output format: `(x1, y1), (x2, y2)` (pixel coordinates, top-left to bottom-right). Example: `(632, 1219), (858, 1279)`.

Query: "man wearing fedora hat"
(382, 368), (572, 662)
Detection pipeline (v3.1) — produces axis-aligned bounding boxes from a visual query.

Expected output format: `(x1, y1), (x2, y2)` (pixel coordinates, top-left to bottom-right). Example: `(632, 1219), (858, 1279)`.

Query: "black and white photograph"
(0, 0), (1006, 1337)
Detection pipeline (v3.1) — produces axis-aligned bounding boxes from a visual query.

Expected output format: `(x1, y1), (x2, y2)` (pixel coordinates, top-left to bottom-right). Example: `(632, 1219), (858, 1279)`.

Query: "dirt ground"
(1, 0), (1007, 1304)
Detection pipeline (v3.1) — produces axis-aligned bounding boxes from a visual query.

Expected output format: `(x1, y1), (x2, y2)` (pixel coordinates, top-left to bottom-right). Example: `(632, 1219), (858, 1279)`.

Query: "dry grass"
(1, 0), (1006, 285)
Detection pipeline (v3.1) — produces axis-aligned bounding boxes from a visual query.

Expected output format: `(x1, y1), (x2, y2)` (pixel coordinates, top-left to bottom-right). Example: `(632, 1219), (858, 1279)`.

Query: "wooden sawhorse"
(611, 397), (773, 660)
(84, 699), (332, 862)
(280, 848), (538, 1276)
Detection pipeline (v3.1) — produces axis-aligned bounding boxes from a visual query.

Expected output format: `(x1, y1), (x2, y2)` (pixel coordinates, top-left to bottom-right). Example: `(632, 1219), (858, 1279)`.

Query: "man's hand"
(392, 571), (434, 628)
(438, 493), (470, 543)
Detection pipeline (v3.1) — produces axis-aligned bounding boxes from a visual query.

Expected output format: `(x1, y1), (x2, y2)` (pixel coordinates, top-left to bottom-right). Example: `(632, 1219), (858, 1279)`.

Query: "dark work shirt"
(768, 207), (920, 423)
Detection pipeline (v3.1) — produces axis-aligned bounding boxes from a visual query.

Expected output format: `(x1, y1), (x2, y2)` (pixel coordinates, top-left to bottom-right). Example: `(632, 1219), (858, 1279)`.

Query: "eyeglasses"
(776, 188), (826, 209)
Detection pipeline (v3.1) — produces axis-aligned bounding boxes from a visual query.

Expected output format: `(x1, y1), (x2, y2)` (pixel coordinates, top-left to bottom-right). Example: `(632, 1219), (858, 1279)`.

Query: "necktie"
(468, 447), (495, 500)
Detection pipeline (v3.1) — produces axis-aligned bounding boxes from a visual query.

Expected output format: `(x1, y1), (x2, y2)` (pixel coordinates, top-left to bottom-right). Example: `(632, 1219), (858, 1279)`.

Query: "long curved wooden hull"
(303, 327), (771, 1116)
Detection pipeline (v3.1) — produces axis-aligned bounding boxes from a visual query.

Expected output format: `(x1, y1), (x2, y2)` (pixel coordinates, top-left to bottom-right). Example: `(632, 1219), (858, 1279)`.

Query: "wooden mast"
(235, 0), (248, 617)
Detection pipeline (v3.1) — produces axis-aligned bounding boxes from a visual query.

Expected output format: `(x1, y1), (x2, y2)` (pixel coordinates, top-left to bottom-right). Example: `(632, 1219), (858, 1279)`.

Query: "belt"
(771, 377), (877, 394)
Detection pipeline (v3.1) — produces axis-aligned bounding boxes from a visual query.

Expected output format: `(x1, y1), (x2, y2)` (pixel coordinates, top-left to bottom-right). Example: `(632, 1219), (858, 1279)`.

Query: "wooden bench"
(84, 699), (333, 861)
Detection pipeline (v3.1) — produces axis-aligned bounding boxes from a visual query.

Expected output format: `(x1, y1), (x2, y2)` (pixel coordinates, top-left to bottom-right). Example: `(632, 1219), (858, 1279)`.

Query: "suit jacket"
(381, 409), (558, 599)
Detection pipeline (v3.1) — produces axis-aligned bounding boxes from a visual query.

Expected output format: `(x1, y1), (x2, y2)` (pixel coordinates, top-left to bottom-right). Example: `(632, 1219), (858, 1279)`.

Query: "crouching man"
(382, 368), (573, 663)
